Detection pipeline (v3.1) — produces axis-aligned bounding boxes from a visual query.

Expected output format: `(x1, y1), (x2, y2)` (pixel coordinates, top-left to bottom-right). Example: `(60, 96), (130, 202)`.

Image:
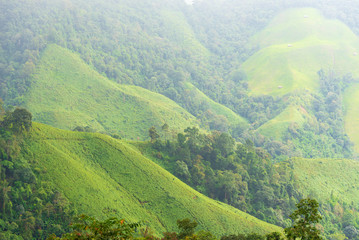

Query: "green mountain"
(183, 82), (248, 128)
(257, 105), (308, 140)
(159, 10), (210, 57)
(22, 122), (281, 236)
(24, 44), (198, 140)
(238, 8), (359, 150)
(290, 158), (359, 203)
(3, 1), (359, 238)
(289, 158), (359, 237)
(243, 8), (359, 97)
(344, 83), (359, 152)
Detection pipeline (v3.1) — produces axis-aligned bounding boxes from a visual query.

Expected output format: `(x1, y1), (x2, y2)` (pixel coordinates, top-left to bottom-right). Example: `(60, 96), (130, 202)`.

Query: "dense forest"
(2, 0), (359, 239)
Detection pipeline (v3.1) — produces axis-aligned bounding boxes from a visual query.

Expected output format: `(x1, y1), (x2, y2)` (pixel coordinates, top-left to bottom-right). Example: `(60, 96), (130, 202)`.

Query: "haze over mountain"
(1, 0), (359, 239)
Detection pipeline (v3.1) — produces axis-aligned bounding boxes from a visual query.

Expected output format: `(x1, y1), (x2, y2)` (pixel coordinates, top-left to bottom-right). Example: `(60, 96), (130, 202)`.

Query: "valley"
(1, 0), (359, 239)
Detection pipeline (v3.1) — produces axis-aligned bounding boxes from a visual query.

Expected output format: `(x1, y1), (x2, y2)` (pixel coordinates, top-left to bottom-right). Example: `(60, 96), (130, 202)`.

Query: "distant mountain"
(238, 8), (357, 154)
(244, 8), (359, 96)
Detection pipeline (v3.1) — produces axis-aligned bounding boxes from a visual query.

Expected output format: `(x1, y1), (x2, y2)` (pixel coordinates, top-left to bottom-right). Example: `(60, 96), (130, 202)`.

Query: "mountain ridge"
(23, 122), (282, 236)
(24, 44), (199, 140)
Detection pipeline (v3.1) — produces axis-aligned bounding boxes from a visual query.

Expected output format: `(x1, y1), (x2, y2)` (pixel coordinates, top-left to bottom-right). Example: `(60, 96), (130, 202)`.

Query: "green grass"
(243, 8), (359, 96)
(24, 44), (198, 140)
(23, 122), (281, 237)
(343, 83), (359, 152)
(257, 105), (307, 139)
(184, 82), (248, 127)
(288, 158), (359, 204)
(160, 11), (210, 58)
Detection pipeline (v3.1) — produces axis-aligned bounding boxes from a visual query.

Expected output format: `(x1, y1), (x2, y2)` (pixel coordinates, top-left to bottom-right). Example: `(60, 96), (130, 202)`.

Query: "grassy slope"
(184, 82), (248, 126)
(344, 83), (359, 152)
(160, 10), (210, 58)
(243, 8), (359, 97)
(242, 8), (359, 140)
(257, 105), (306, 139)
(24, 44), (198, 140)
(24, 122), (281, 236)
(289, 158), (359, 204)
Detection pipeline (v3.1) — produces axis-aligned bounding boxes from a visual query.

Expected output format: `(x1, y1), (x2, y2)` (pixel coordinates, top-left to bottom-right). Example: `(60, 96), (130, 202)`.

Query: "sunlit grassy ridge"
(243, 8), (359, 96)
(290, 158), (359, 203)
(160, 10), (210, 57)
(344, 83), (359, 152)
(24, 44), (198, 140)
(23, 122), (281, 236)
(257, 105), (307, 139)
(184, 82), (248, 127)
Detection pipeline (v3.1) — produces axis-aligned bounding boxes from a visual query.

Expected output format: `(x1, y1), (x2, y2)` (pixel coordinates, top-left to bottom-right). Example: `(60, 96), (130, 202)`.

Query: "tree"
(175, 161), (191, 182)
(284, 198), (322, 240)
(47, 214), (140, 240)
(2, 108), (32, 133)
(177, 218), (198, 239)
(343, 225), (358, 239)
(162, 123), (170, 140)
(265, 232), (282, 240)
(149, 126), (160, 143)
(0, 98), (4, 119)
(1, 180), (11, 219)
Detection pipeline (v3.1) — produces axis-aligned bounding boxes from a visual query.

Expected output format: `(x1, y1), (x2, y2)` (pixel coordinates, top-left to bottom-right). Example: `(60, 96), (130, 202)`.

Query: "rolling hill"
(183, 82), (248, 127)
(22, 122), (281, 236)
(290, 158), (359, 204)
(243, 8), (359, 97)
(344, 83), (359, 152)
(160, 10), (210, 57)
(24, 44), (198, 140)
(239, 7), (359, 146)
(257, 104), (308, 139)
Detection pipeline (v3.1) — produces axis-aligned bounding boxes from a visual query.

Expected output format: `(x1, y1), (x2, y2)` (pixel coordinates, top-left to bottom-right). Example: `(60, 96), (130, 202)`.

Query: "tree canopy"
(285, 198), (322, 240)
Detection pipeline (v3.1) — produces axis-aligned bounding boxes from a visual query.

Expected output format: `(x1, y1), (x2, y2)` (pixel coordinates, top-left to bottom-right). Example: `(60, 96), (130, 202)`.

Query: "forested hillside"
(140, 128), (359, 239)
(2, 0), (359, 158)
(2, 0), (359, 239)
(0, 104), (281, 239)
(25, 44), (198, 140)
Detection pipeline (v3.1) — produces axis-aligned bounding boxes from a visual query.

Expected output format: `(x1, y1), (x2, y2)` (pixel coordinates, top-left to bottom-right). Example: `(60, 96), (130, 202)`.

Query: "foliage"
(3, 1), (359, 238)
(0, 104), (75, 239)
(176, 218), (197, 239)
(146, 127), (301, 227)
(289, 158), (359, 239)
(2, 107), (32, 134)
(2, 0), (358, 160)
(47, 214), (141, 240)
(19, 122), (280, 237)
(24, 44), (198, 140)
(49, 216), (286, 240)
(284, 198), (322, 240)
(145, 126), (359, 239)
(149, 127), (160, 143)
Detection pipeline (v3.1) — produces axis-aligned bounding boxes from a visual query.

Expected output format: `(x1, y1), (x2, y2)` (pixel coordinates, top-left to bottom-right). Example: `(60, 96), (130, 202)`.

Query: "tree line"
(145, 125), (359, 239)
(48, 198), (322, 240)
(0, 102), (75, 239)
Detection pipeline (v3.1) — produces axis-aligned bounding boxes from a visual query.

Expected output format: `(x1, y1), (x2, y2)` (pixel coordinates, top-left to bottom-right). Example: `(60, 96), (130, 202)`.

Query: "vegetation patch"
(244, 8), (359, 96)
(183, 82), (248, 128)
(23, 122), (281, 236)
(343, 83), (359, 152)
(24, 44), (198, 140)
(257, 105), (306, 139)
